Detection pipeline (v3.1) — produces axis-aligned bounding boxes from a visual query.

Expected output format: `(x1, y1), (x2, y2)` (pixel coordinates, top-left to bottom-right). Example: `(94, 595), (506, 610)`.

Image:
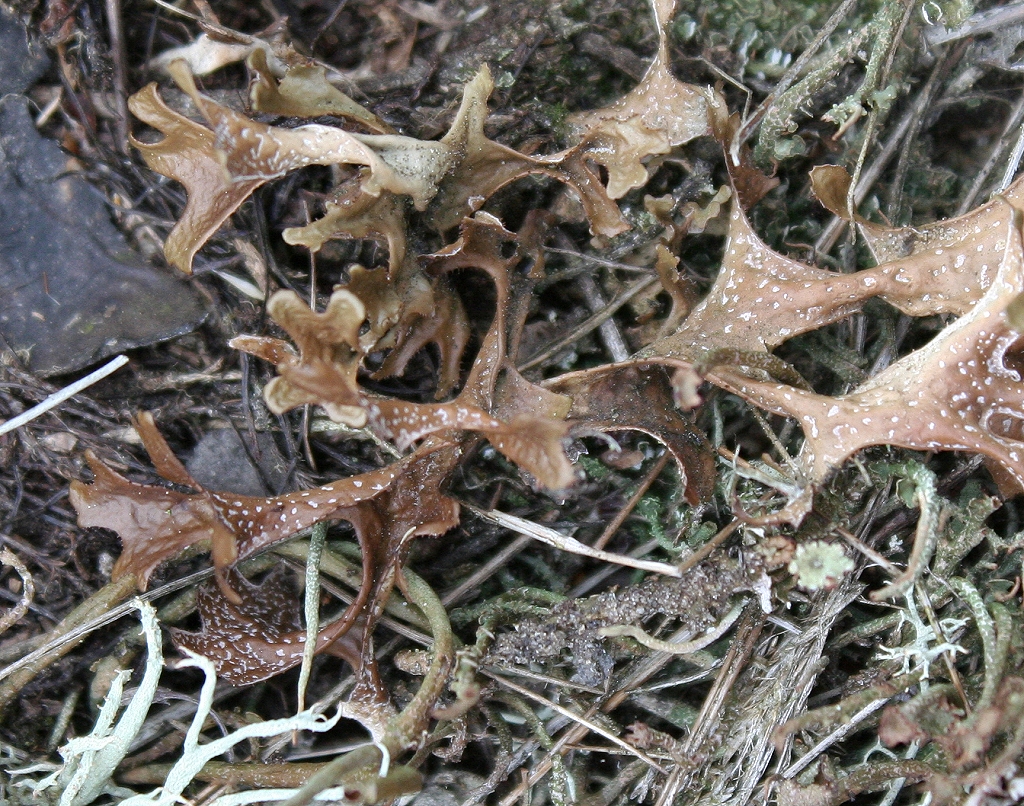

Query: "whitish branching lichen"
(10, 600), (163, 806)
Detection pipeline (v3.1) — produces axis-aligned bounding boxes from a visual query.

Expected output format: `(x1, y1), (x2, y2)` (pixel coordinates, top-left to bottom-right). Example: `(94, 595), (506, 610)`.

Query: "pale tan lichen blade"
(368, 399), (573, 489)
(259, 289), (367, 424)
(201, 103), (382, 181)
(568, 0), (709, 199)
(422, 213), (519, 399)
(712, 213), (1024, 492)
(248, 49), (391, 133)
(284, 187), (408, 270)
(638, 200), (884, 363)
(227, 334), (297, 365)
(282, 185), (466, 376)
(127, 83), (266, 273)
(371, 277), (471, 398)
(149, 32), (268, 77)
(570, 50), (709, 198)
(173, 448), (457, 692)
(168, 61), (415, 197)
(428, 66), (628, 237)
(873, 201), (1017, 317)
(353, 133), (453, 209)
(131, 63), (391, 272)
(262, 377), (368, 428)
(362, 399), (572, 489)
(653, 0), (677, 25)
(366, 398), (506, 451)
(284, 183), (475, 399)
(72, 408), (411, 598)
(362, 370), (574, 490)
(428, 65), (542, 230)
(360, 212), (575, 488)
(133, 410), (197, 488)
(491, 368), (576, 490)
(494, 365), (573, 422)
(812, 164), (1018, 316)
(286, 185), (471, 391)
(270, 288), (364, 360)
(488, 415), (576, 490)
(652, 243), (692, 334)
(344, 266), (405, 350)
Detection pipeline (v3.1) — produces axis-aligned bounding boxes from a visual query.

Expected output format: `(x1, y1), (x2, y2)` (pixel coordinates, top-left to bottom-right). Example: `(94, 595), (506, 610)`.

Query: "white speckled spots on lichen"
(702, 205), (1024, 494)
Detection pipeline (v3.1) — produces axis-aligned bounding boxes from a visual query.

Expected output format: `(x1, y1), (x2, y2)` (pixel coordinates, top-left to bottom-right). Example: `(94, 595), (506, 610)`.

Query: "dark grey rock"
(0, 97), (207, 376)
(185, 427), (291, 497)
(0, 6), (49, 96)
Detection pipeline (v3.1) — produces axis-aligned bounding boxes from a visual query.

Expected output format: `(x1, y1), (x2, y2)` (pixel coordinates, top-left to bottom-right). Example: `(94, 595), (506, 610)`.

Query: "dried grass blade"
(484, 670), (667, 774)
(463, 505), (681, 577)
(0, 355), (129, 436)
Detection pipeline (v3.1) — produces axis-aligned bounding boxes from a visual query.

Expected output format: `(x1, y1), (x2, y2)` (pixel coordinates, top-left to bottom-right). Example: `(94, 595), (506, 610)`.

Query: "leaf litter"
(4, 0), (1024, 805)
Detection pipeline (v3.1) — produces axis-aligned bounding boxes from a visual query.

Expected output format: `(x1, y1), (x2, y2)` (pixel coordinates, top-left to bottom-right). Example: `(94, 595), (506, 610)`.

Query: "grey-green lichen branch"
(280, 566), (455, 806)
